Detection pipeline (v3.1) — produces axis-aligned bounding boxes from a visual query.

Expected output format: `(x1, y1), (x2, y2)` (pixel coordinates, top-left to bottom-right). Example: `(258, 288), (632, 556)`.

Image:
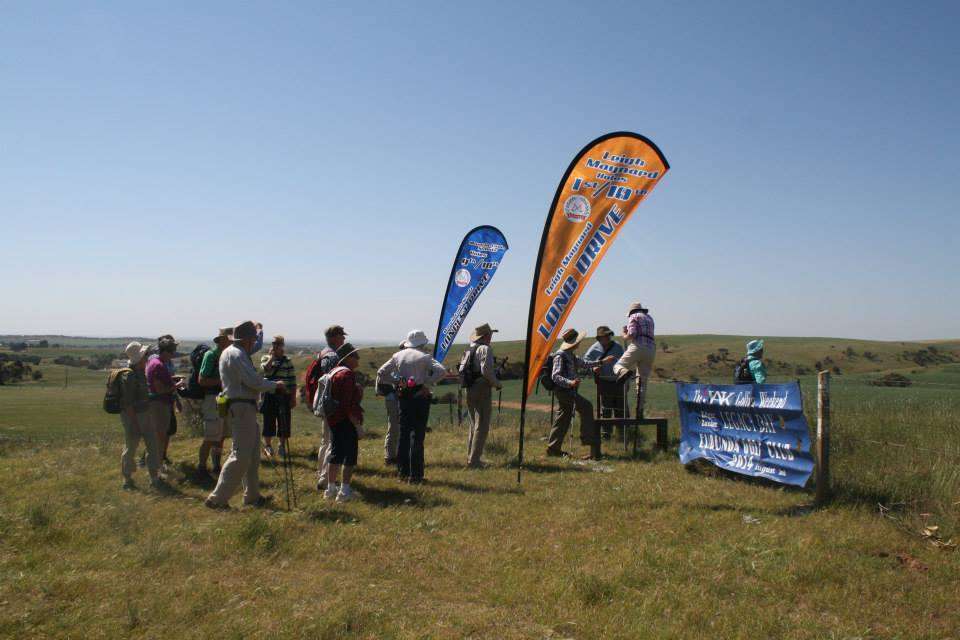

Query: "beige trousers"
(613, 343), (656, 415)
(316, 417), (332, 484)
(121, 411), (159, 481)
(201, 394), (224, 442)
(208, 402), (261, 506)
(466, 382), (492, 466)
(383, 394), (400, 460)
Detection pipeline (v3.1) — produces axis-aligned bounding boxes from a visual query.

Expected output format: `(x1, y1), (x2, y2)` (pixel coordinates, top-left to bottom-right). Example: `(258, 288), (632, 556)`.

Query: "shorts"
(262, 393), (292, 439)
(327, 419), (358, 466)
(201, 394), (225, 442)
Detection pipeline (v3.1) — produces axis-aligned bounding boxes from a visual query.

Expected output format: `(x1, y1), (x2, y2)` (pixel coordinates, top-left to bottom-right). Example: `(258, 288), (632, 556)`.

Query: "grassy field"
(1, 338), (959, 638)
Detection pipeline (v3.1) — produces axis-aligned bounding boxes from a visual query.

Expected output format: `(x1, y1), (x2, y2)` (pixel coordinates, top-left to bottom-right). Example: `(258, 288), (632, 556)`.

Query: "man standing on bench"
(613, 302), (656, 417)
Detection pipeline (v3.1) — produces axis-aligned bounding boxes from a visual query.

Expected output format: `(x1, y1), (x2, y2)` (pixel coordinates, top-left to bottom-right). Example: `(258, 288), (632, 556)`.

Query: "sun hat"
(213, 327), (233, 345)
(746, 339), (764, 356)
(157, 335), (178, 353)
(233, 320), (258, 342)
(336, 342), (359, 365)
(124, 341), (149, 366)
(272, 335), (285, 346)
(595, 325), (614, 338)
(324, 325), (347, 339)
(628, 301), (648, 314)
(559, 328), (583, 351)
(403, 329), (429, 349)
(469, 323), (498, 342)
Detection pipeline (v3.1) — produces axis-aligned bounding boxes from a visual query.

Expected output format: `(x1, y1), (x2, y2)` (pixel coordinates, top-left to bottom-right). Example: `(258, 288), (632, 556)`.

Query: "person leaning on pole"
(613, 301), (657, 416)
(376, 329), (448, 484)
(547, 328), (598, 459)
(461, 323), (502, 469)
(145, 335), (182, 474)
(260, 335), (297, 460)
(119, 341), (162, 489)
(196, 327), (233, 478)
(582, 325), (625, 439)
(313, 325), (347, 492)
(322, 342), (364, 503)
(375, 342), (405, 466)
(205, 321), (285, 510)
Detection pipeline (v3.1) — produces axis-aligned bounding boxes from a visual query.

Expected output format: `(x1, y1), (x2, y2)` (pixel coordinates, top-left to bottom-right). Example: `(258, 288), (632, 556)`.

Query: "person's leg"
(397, 397), (413, 478)
(163, 409), (177, 461)
(384, 395), (400, 462)
(208, 404), (253, 505)
(120, 413), (139, 484)
(316, 417), (331, 487)
(410, 397), (429, 481)
(634, 346), (656, 416)
(240, 404), (263, 505)
(199, 395), (220, 472)
(144, 402), (165, 479)
(547, 391), (575, 454)
(336, 422), (359, 499)
(278, 400), (291, 455)
(466, 385), (480, 460)
(574, 392), (597, 449)
(327, 463), (341, 486)
(613, 342), (640, 378)
(342, 465), (353, 484)
(262, 396), (277, 452)
(467, 384), (492, 467)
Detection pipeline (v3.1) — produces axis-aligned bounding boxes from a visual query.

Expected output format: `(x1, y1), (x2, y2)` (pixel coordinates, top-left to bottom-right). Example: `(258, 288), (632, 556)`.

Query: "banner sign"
(521, 132), (669, 398)
(676, 382), (814, 487)
(433, 226), (508, 363)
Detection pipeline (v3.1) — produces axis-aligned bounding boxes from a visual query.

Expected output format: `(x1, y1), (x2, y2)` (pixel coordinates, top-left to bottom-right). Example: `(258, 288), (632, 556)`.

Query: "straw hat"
(559, 328), (583, 351)
(124, 341), (149, 366)
(470, 323), (498, 342)
(629, 301), (648, 314)
(213, 327), (233, 345)
(595, 325), (614, 338)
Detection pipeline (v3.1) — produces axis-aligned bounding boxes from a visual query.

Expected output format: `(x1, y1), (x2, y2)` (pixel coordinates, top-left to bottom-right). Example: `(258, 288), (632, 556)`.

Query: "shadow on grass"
(516, 461), (591, 474)
(350, 481), (450, 509)
(302, 507), (360, 524)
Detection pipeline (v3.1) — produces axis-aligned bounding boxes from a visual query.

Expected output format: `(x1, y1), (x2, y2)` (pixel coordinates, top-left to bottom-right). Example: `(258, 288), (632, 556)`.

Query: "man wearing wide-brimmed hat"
(460, 323), (503, 468)
(118, 341), (161, 489)
(613, 301), (657, 416)
(547, 329), (597, 459)
(206, 321), (286, 510)
(196, 327), (233, 478)
(583, 325), (627, 438)
(376, 329), (448, 483)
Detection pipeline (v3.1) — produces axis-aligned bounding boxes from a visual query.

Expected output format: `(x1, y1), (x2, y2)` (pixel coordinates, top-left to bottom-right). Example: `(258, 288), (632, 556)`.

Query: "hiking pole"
(283, 404), (297, 509)
(496, 387), (502, 426)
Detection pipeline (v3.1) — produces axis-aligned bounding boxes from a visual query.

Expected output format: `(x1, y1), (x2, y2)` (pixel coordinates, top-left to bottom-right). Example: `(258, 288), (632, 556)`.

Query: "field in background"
(1, 337), (959, 637)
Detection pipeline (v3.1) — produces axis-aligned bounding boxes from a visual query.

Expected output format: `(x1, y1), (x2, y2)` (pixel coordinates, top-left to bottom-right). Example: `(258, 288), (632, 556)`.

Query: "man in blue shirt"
(582, 326), (626, 438)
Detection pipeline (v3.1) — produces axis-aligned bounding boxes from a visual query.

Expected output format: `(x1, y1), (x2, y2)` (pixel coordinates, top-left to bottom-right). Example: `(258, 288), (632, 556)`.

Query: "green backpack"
(103, 368), (131, 414)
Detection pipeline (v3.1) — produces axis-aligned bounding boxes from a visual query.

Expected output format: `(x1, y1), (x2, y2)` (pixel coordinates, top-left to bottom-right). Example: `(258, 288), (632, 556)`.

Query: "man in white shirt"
(377, 330), (448, 483)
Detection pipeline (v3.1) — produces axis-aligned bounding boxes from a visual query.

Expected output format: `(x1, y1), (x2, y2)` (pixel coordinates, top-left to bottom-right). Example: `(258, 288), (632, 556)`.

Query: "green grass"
(1, 341), (959, 638)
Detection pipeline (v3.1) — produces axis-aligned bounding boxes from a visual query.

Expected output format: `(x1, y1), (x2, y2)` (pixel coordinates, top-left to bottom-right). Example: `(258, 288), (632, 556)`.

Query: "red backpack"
(304, 357), (323, 405)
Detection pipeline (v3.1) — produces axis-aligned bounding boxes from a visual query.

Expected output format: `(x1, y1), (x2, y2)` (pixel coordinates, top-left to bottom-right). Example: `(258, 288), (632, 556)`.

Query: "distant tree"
(37, 340), (49, 348)
(9, 342), (27, 352)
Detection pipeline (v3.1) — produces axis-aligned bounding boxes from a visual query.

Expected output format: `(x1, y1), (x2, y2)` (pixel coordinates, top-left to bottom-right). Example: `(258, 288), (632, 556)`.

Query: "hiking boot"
(204, 498), (230, 511)
(194, 467), (212, 481)
(243, 495), (273, 508)
(335, 486), (353, 503)
(323, 485), (338, 500)
(384, 457), (397, 465)
(121, 477), (136, 490)
(277, 443), (286, 459)
(263, 444), (274, 459)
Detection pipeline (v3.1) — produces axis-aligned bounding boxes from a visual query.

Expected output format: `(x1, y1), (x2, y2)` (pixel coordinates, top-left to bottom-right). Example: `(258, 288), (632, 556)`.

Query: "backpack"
(103, 368), (131, 414)
(179, 344), (210, 400)
(734, 357), (754, 384)
(313, 366), (349, 418)
(538, 353), (558, 392)
(458, 345), (480, 388)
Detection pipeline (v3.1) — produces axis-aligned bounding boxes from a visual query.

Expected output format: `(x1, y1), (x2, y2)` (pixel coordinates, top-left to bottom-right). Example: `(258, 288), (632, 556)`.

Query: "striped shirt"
(626, 312), (656, 349)
(551, 350), (585, 390)
(261, 354), (297, 390)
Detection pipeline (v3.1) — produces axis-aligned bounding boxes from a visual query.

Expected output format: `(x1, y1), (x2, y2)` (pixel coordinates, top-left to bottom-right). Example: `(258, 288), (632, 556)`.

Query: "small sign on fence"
(675, 382), (814, 487)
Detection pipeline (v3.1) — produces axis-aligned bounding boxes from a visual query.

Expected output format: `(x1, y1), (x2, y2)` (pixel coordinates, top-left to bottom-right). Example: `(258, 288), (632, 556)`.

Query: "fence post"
(815, 371), (831, 505)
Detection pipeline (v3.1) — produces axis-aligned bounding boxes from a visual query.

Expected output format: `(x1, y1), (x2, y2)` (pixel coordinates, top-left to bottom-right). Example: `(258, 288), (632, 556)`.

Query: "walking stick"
(457, 387), (463, 427)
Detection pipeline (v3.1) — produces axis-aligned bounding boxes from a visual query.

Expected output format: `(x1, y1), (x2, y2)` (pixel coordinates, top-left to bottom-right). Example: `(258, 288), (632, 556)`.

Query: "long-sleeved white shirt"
(219, 344), (278, 400)
(377, 347), (447, 388)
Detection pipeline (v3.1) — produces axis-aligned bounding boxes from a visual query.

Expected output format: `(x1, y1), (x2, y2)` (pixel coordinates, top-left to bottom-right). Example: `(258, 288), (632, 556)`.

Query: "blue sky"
(2, 2), (957, 343)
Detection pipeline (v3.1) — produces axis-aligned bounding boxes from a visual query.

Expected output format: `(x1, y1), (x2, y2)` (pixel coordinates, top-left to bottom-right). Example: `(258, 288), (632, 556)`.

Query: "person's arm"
(198, 352), (220, 388)
(551, 353), (577, 389)
(150, 364), (176, 395)
(377, 356), (398, 385)
(626, 315), (640, 341)
(477, 346), (500, 388)
(426, 357), (448, 386)
(750, 359), (767, 384)
(581, 343), (602, 366)
(238, 353), (279, 393)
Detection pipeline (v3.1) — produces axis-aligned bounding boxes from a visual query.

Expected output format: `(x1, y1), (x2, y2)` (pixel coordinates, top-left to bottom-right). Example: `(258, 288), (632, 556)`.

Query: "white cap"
(402, 329), (429, 349)
(124, 341), (149, 366)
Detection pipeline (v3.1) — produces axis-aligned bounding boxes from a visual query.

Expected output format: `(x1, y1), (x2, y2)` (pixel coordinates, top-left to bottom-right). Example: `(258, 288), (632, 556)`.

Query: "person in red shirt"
(324, 343), (364, 502)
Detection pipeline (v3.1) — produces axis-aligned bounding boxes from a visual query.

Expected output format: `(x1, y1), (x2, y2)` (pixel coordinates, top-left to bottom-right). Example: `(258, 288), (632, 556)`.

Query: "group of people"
(111, 300), (769, 508)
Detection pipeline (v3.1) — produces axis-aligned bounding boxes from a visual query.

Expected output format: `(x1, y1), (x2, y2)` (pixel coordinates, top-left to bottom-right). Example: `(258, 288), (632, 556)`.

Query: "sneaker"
(335, 486), (353, 502)
(121, 478), (136, 490)
(263, 444), (274, 459)
(323, 484), (338, 500)
(277, 443), (286, 459)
